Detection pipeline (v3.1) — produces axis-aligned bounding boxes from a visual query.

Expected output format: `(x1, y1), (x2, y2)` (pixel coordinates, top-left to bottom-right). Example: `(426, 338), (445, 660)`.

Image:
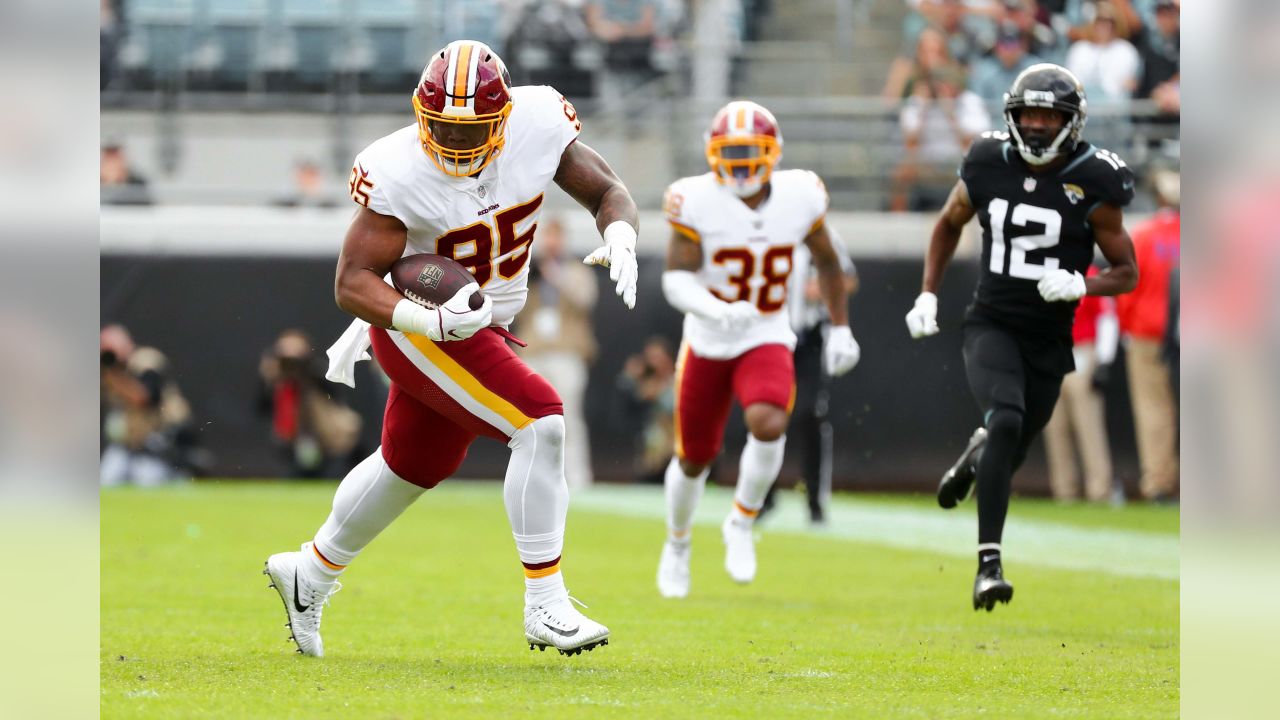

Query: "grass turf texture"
(102, 482), (1178, 719)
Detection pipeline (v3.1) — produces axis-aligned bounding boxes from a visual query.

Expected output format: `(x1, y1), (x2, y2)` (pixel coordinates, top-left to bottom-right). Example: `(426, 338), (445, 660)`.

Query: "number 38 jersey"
(348, 85), (581, 328)
(963, 132), (1135, 340)
(664, 169), (828, 359)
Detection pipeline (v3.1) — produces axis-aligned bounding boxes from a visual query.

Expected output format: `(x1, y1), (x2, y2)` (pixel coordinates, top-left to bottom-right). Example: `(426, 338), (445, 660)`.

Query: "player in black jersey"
(904, 64), (1139, 611)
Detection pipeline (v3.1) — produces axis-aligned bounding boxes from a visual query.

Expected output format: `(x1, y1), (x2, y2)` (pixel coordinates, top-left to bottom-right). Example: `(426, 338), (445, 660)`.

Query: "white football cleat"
(657, 539), (692, 598)
(722, 514), (757, 584)
(263, 546), (341, 657)
(524, 595), (610, 656)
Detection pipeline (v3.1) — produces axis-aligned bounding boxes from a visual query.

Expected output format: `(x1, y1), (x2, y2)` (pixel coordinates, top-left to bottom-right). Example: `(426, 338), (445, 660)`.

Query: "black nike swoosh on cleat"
(541, 622), (579, 638)
(292, 570), (310, 613)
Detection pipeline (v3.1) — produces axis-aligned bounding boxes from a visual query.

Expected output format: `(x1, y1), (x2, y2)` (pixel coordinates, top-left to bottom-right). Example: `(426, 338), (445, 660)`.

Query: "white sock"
(307, 449), (425, 585)
(505, 416), (571, 607)
(664, 457), (707, 542)
(731, 434), (786, 526)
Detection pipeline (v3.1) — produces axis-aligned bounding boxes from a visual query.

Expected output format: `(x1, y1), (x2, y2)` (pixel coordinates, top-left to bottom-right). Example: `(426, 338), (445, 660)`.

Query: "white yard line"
(573, 485), (1179, 581)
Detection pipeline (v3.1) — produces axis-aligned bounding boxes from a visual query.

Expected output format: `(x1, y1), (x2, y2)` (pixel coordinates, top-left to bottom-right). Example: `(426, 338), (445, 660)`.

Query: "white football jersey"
(349, 85), (582, 327)
(664, 169), (829, 359)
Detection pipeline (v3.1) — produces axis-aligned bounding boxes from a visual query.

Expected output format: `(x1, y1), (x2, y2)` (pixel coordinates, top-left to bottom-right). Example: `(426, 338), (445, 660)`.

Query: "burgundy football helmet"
(412, 40), (513, 177)
(705, 100), (783, 197)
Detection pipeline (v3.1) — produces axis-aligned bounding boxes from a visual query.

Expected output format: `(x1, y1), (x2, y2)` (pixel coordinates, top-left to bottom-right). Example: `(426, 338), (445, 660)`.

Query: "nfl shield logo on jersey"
(1023, 177), (1037, 193)
(1062, 183), (1085, 205)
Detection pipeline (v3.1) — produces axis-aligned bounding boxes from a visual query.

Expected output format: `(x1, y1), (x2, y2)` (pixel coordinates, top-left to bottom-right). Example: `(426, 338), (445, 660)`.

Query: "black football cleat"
(937, 427), (987, 509)
(972, 562), (1014, 612)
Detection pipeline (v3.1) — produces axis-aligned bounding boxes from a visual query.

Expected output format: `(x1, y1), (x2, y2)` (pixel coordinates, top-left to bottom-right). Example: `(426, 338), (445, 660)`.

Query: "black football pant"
(963, 322), (1064, 546)
(761, 326), (832, 522)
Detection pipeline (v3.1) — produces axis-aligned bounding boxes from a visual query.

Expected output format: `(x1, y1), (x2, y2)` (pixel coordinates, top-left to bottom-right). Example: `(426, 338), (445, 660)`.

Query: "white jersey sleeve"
(511, 85), (581, 159)
(348, 128), (419, 220)
(800, 169), (830, 234)
(663, 176), (703, 242)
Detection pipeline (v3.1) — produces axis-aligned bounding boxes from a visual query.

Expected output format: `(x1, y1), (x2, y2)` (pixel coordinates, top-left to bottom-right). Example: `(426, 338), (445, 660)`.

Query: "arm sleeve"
(804, 171), (830, 233)
(663, 180), (701, 242)
(348, 152), (399, 219)
(532, 85), (582, 155)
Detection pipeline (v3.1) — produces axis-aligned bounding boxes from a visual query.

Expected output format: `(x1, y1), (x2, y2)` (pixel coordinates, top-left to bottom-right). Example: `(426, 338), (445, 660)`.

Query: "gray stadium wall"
(100, 254), (1141, 495)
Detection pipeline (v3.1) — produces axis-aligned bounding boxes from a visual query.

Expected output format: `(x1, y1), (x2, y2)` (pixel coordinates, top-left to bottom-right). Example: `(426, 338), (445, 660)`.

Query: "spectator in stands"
(514, 217), (599, 489)
(1044, 265), (1120, 503)
(258, 329), (363, 478)
(101, 325), (198, 486)
(586, 0), (661, 121)
(891, 57), (989, 211)
(100, 143), (153, 206)
(274, 159), (338, 209)
(503, 0), (595, 97)
(1060, 0), (1143, 41)
(1066, 2), (1140, 104)
(1133, 0), (1179, 116)
(998, 0), (1065, 62)
(101, 0), (122, 90)
(613, 336), (677, 484)
(1115, 169), (1180, 501)
(886, 1), (986, 100)
(969, 24), (1044, 104)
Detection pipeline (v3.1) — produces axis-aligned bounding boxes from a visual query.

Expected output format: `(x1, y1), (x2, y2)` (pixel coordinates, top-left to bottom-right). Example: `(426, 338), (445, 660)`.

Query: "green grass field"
(101, 482), (1178, 719)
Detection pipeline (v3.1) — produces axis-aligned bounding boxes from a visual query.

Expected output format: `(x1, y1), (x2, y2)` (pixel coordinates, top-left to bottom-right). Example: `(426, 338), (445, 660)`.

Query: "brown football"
(390, 254), (483, 310)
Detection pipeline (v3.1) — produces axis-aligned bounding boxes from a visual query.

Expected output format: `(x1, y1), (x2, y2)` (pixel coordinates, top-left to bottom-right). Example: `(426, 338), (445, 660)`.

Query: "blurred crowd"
(888, 0), (1179, 210)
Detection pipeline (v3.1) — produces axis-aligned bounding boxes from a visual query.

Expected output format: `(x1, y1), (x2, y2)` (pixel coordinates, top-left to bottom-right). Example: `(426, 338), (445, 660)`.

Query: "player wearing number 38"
(265, 40), (639, 658)
(655, 100), (859, 599)
(904, 64), (1138, 612)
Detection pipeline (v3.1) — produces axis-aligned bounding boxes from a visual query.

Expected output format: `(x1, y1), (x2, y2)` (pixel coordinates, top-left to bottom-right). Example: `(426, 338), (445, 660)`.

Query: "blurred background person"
(514, 217), (599, 489)
(586, 0), (660, 117)
(885, 4), (984, 100)
(1133, 0), (1179, 118)
(100, 325), (198, 486)
(968, 24), (1043, 104)
(273, 159), (338, 209)
(613, 336), (677, 485)
(891, 56), (989, 211)
(760, 228), (859, 525)
(503, 0), (597, 99)
(1116, 169), (1180, 502)
(100, 142), (152, 206)
(258, 329), (362, 479)
(1043, 265), (1120, 504)
(1065, 2), (1139, 102)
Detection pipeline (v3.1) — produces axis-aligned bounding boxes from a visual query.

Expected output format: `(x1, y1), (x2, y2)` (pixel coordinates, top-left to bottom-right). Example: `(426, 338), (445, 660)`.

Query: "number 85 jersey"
(349, 85), (581, 328)
(664, 169), (828, 359)
(963, 131), (1135, 339)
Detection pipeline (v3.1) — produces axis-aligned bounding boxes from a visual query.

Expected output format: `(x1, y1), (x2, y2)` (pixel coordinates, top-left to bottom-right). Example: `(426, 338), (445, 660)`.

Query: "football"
(390, 253), (483, 310)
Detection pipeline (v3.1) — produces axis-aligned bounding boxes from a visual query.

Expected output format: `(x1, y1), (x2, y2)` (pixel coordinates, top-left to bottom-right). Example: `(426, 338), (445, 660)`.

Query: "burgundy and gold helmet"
(705, 100), (783, 197)
(412, 40), (513, 177)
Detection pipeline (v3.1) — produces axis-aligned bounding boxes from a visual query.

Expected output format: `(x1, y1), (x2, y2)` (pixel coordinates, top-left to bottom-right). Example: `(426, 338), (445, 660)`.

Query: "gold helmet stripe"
(452, 42), (474, 108)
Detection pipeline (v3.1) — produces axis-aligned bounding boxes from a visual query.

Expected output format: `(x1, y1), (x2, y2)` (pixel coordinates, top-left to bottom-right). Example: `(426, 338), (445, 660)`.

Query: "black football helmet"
(1002, 63), (1088, 166)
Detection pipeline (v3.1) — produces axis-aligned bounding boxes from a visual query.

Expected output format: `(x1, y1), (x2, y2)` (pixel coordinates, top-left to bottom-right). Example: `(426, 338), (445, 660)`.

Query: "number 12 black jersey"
(961, 131), (1135, 340)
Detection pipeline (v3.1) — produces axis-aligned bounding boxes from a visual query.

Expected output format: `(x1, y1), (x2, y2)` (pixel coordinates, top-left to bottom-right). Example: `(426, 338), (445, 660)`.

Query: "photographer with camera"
(100, 324), (197, 486)
(258, 329), (363, 478)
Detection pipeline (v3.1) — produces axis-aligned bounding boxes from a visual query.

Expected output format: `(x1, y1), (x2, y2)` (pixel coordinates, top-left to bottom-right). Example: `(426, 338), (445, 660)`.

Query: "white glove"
(392, 283), (494, 342)
(905, 292), (939, 339)
(824, 325), (861, 376)
(715, 300), (762, 332)
(1037, 269), (1087, 302)
(583, 221), (638, 309)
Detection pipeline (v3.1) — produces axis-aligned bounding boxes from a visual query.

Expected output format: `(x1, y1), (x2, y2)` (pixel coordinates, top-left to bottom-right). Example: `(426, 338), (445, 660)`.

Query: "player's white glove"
(1037, 269), (1087, 302)
(392, 283), (493, 342)
(824, 325), (861, 376)
(583, 221), (638, 309)
(715, 300), (762, 332)
(905, 292), (940, 338)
